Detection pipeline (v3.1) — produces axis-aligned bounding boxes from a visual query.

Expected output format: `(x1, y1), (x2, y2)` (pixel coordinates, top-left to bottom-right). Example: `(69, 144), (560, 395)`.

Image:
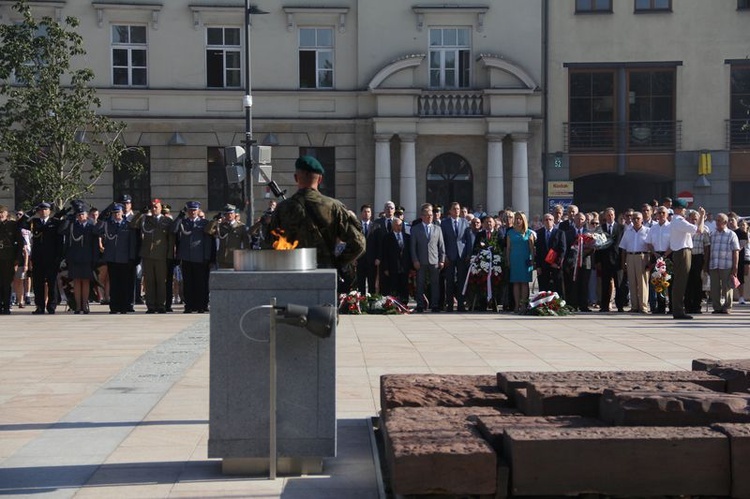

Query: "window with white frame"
(299, 27), (333, 89)
(429, 27), (471, 89)
(111, 25), (147, 87)
(206, 27), (241, 88)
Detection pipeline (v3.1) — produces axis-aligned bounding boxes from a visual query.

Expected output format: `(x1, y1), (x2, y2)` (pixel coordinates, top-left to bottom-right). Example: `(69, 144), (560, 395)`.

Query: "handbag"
(731, 274), (741, 289)
(545, 248), (559, 265)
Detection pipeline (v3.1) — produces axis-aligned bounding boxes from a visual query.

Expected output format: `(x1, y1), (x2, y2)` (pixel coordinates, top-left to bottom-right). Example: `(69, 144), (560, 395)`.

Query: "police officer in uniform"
(268, 156), (365, 276)
(0, 205), (22, 314)
(172, 201), (212, 313)
(29, 202), (64, 314)
(206, 204), (250, 269)
(97, 203), (137, 314)
(130, 198), (174, 313)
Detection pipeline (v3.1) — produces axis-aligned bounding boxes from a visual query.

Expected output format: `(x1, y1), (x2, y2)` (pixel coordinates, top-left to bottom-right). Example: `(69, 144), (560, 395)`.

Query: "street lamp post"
(244, 3), (267, 224)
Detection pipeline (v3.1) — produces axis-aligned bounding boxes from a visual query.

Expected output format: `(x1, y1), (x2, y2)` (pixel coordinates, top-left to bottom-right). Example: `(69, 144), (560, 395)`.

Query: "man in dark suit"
(372, 200), (396, 294)
(410, 203), (445, 312)
(441, 202), (469, 311)
(595, 207), (626, 312)
(355, 204), (376, 294)
(535, 212), (566, 295)
(563, 212), (592, 311)
(381, 217), (411, 305)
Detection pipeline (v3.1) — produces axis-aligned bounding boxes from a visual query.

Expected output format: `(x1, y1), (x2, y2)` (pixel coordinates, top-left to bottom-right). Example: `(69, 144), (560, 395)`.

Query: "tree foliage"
(0, 0), (141, 210)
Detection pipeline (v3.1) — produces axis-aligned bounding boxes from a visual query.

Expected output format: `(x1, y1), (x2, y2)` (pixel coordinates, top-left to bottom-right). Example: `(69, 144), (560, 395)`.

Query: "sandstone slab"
(504, 426), (730, 497)
(475, 414), (604, 453)
(709, 361), (750, 393)
(497, 370), (726, 398)
(380, 374), (509, 416)
(712, 423), (750, 499)
(524, 380), (714, 417)
(600, 390), (750, 426)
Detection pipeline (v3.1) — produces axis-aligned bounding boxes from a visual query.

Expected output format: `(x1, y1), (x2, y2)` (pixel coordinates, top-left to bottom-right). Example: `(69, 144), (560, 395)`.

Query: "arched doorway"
(426, 153), (473, 210)
(573, 173), (673, 214)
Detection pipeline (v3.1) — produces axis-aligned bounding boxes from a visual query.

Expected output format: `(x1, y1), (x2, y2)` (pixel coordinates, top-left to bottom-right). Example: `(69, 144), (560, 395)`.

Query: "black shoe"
(617, 307), (625, 312)
(74, 310), (81, 315)
(24, 296), (31, 305)
(673, 314), (693, 320)
(157, 308), (166, 314)
(32, 308), (45, 315)
(414, 307), (424, 313)
(579, 308), (592, 312)
(46, 308), (55, 315)
(127, 306), (135, 313)
(165, 307), (173, 313)
(146, 309), (156, 314)
(457, 307), (466, 312)
(599, 308), (610, 313)
(183, 308), (193, 314)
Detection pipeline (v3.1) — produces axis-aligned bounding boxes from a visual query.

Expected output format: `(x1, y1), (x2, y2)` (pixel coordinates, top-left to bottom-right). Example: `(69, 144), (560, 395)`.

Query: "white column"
(511, 133), (530, 214)
(486, 134), (505, 215)
(399, 134), (417, 222)
(374, 134), (392, 210)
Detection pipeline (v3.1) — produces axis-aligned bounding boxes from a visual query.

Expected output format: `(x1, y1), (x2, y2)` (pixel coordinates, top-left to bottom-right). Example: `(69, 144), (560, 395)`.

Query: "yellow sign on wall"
(548, 181), (574, 198)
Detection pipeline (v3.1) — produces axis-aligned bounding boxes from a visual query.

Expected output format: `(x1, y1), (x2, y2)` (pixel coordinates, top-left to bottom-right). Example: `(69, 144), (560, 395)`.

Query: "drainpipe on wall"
(542, 0), (549, 210)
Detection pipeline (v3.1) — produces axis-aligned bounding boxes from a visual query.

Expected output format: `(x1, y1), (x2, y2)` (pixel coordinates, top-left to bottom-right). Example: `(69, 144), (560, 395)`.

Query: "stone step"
(504, 425), (731, 497)
(712, 423), (750, 499)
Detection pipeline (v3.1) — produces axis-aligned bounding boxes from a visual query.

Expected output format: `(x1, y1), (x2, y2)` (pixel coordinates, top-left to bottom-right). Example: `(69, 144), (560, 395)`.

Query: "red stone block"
(712, 423), (750, 499)
(504, 426), (731, 497)
(709, 361), (750, 393)
(380, 374), (509, 417)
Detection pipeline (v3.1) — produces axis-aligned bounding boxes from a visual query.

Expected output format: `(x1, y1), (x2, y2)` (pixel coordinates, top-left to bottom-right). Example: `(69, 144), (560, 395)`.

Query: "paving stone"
(380, 374), (509, 417)
(496, 370), (726, 399)
(383, 407), (502, 496)
(524, 381), (714, 417)
(712, 423), (750, 499)
(503, 425), (731, 497)
(600, 390), (750, 426)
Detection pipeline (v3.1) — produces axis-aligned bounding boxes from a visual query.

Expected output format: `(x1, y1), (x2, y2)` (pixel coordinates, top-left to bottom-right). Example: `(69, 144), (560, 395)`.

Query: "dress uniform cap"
(186, 201), (201, 210)
(119, 194), (132, 203)
(222, 203), (236, 213)
(295, 155), (325, 175)
(673, 198), (689, 209)
(36, 202), (51, 209)
(112, 203), (124, 212)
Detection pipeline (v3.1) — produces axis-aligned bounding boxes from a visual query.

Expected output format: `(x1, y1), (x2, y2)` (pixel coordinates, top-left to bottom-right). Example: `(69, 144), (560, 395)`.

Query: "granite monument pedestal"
(208, 269), (337, 475)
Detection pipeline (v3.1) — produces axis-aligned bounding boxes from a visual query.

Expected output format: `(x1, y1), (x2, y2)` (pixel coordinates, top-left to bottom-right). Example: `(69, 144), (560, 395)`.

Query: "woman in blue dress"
(506, 211), (536, 313)
(59, 207), (98, 314)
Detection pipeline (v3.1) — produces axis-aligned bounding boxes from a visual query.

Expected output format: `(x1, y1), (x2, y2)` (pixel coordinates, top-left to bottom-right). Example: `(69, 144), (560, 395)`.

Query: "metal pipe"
(269, 297), (277, 480)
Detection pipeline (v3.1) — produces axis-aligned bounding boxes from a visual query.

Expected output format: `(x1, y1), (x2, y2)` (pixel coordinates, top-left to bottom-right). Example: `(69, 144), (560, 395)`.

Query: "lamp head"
(276, 304), (337, 338)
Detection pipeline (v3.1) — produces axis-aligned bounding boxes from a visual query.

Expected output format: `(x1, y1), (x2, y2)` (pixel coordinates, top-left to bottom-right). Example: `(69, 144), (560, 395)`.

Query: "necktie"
(363, 221), (368, 236)
(397, 233), (403, 248)
(454, 219), (459, 237)
(608, 224), (612, 234)
(426, 224), (431, 239)
(546, 230), (551, 246)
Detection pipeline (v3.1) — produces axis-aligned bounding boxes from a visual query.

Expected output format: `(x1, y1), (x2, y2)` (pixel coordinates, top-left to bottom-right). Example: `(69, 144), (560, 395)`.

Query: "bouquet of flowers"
(568, 231), (612, 281)
(523, 291), (574, 316)
(338, 290), (368, 314)
(463, 247), (503, 306)
(650, 257), (672, 297)
(367, 294), (411, 314)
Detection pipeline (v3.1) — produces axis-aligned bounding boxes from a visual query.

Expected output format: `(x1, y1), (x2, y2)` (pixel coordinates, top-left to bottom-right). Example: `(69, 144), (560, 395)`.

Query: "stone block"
(524, 381), (714, 417)
(383, 406), (502, 496)
(380, 374), (509, 417)
(600, 390), (750, 426)
(712, 423), (750, 499)
(497, 370), (726, 398)
(504, 426), (731, 497)
(709, 360), (750, 393)
(475, 414), (604, 454)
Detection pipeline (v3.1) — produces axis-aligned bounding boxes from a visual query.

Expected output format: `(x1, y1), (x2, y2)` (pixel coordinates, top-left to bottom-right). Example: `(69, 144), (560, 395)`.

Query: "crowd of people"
(351, 198), (748, 318)
(0, 196), (275, 315)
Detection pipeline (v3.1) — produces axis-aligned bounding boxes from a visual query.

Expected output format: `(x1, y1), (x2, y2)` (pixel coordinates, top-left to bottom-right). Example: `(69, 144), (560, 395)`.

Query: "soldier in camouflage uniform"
(205, 204), (250, 269)
(268, 156), (365, 274)
(130, 198), (174, 313)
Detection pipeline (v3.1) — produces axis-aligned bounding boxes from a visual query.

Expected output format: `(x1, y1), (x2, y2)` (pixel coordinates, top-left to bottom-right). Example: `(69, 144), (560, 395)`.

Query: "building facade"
(546, 0), (750, 215)
(0, 0), (544, 221)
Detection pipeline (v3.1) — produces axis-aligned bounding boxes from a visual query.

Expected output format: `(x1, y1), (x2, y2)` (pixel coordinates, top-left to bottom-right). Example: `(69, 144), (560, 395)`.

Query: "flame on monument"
(271, 230), (299, 250)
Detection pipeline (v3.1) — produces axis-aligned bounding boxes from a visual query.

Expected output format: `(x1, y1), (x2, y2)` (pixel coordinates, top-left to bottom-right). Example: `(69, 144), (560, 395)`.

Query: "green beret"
(295, 155), (325, 175)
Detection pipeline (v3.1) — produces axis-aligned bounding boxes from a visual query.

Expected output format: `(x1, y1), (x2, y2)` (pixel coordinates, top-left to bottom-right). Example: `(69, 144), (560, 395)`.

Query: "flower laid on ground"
(339, 290), (368, 314)
(523, 291), (574, 316)
(338, 291), (411, 314)
(650, 256), (672, 297)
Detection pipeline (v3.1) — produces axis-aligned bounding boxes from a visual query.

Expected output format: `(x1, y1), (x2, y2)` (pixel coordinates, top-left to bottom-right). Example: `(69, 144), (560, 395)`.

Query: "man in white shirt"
(619, 211), (650, 313)
(668, 198), (705, 319)
(645, 206), (671, 313)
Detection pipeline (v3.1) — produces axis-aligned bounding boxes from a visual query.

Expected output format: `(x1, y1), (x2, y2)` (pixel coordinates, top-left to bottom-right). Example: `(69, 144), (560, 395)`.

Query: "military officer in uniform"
(268, 156), (365, 274)
(0, 205), (23, 314)
(206, 204), (250, 269)
(97, 203), (137, 314)
(130, 198), (174, 313)
(172, 201), (212, 313)
(29, 202), (64, 314)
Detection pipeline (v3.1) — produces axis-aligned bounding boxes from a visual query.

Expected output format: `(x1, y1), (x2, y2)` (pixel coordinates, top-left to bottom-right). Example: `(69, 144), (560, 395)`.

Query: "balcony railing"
(564, 121), (682, 153)
(727, 119), (750, 149)
(418, 91), (484, 116)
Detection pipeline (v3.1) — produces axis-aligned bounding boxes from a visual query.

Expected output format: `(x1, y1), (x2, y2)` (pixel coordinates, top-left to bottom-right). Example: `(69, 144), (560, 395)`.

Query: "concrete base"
(222, 457), (324, 476)
(208, 269), (338, 469)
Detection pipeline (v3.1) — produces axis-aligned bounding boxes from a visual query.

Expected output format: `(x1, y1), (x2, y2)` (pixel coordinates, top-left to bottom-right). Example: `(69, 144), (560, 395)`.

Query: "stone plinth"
(208, 269), (337, 474)
(713, 423), (750, 499)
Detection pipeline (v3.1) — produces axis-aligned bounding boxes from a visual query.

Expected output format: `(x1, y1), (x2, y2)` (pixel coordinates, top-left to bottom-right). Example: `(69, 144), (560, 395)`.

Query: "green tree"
(0, 0), (141, 210)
